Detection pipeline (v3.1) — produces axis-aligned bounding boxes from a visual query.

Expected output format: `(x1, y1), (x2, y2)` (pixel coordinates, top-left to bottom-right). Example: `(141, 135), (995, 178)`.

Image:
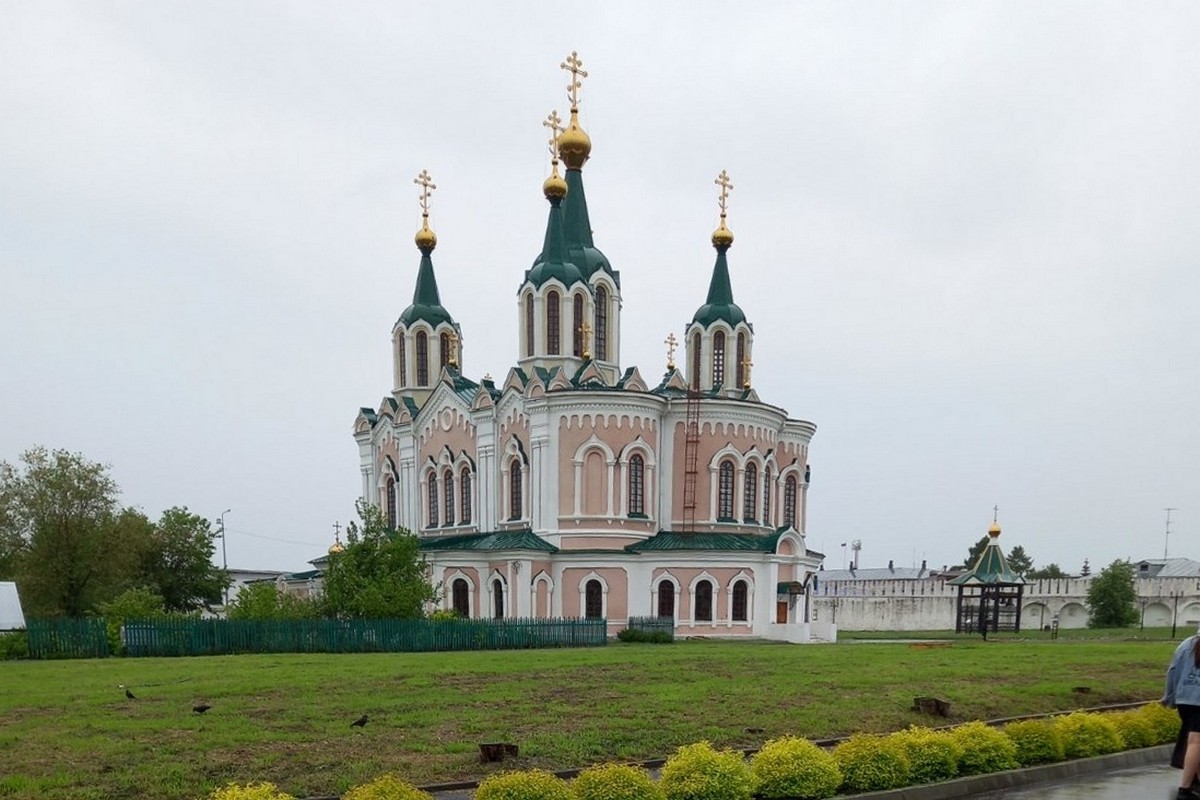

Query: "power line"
(226, 527), (326, 549)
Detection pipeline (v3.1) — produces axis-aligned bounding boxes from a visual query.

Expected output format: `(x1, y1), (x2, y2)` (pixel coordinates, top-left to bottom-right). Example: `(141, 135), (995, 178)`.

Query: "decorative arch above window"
(713, 330), (726, 388)
(732, 579), (749, 622)
(717, 460), (735, 521)
(584, 579), (603, 619)
(595, 285), (609, 361)
(452, 578), (470, 617)
(416, 331), (429, 385)
(694, 579), (714, 622)
(546, 290), (561, 355)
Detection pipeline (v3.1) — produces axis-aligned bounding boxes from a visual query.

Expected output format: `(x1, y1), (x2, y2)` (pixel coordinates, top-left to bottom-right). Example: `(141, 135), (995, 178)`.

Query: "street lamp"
(217, 509), (231, 608)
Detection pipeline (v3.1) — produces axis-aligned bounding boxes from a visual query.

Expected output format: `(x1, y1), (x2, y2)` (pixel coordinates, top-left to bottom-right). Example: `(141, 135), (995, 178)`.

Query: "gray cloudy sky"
(3, 2), (1197, 574)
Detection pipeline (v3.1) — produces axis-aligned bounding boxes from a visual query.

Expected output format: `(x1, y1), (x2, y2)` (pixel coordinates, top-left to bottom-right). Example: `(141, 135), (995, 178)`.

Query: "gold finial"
(447, 331), (459, 368)
(413, 169), (438, 251)
(712, 169), (734, 248)
(581, 320), (592, 359)
(741, 352), (752, 390)
(542, 110), (568, 200)
(665, 333), (678, 370)
(558, 52), (592, 169)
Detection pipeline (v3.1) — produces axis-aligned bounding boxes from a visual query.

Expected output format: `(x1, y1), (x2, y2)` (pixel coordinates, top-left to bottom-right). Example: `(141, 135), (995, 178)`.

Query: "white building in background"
(0, 582), (25, 631)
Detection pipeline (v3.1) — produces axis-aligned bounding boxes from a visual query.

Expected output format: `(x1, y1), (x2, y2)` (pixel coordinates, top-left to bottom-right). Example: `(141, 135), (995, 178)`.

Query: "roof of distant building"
(1135, 558), (1200, 578)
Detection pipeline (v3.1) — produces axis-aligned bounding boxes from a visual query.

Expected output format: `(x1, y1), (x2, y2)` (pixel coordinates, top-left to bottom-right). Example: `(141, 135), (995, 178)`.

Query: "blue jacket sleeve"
(1165, 637), (1195, 707)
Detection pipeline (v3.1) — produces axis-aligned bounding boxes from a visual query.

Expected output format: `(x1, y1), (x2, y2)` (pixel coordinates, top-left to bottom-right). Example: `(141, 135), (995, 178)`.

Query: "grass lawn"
(0, 637), (1178, 800)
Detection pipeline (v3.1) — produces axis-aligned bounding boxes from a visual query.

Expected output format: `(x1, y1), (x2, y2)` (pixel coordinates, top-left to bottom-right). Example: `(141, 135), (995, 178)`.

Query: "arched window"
(595, 285), (609, 361)
(524, 294), (534, 358)
(732, 580), (748, 622)
(427, 473), (438, 528)
(743, 462), (757, 522)
(573, 293), (584, 357)
(657, 581), (675, 619)
(440, 331), (451, 371)
(460, 467), (472, 525)
(397, 333), (406, 388)
(443, 469), (454, 526)
(509, 459), (522, 520)
(762, 467), (772, 525)
(690, 332), (701, 390)
(385, 476), (397, 529)
(784, 475), (798, 528)
(736, 332), (746, 389)
(713, 331), (726, 388)
(628, 454), (645, 516)
(452, 578), (469, 617)
(717, 460), (735, 521)
(492, 578), (504, 619)
(546, 290), (560, 355)
(695, 580), (713, 622)
(416, 331), (429, 385)
(585, 579), (603, 619)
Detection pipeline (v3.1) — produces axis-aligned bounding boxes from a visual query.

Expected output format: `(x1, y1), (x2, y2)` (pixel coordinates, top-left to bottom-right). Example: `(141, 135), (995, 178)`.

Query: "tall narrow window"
(452, 579), (469, 617)
(524, 294), (534, 358)
(657, 582), (675, 619)
(585, 579), (603, 618)
(509, 459), (522, 520)
(595, 285), (609, 361)
(546, 290), (560, 355)
(443, 469), (454, 526)
(397, 334), (407, 388)
(732, 580), (748, 622)
(427, 474), (438, 528)
(492, 579), (504, 619)
(440, 332), (451, 371)
(743, 463), (757, 522)
(736, 332), (746, 389)
(784, 475), (798, 528)
(762, 467), (772, 525)
(385, 476), (397, 529)
(695, 580), (713, 622)
(573, 293), (584, 356)
(717, 460), (735, 520)
(691, 332), (701, 390)
(416, 331), (429, 385)
(460, 467), (472, 525)
(713, 331), (726, 388)
(627, 454), (645, 516)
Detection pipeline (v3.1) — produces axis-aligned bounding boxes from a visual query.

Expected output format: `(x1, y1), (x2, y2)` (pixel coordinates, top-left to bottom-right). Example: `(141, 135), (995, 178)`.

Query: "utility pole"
(1164, 508), (1178, 559)
(218, 509), (231, 608)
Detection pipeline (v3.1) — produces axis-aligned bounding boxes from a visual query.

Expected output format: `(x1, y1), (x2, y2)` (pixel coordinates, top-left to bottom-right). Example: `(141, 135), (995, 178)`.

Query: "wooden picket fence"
(26, 617), (110, 659)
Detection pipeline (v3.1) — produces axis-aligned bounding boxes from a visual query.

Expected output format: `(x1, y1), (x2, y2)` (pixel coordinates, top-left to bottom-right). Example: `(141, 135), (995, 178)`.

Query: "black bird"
(350, 714), (369, 728)
(125, 689), (136, 700)
(193, 703), (212, 714)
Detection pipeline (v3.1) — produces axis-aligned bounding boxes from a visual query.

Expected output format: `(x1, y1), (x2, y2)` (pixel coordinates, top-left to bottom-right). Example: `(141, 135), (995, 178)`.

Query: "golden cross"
(580, 320), (592, 359)
(715, 169), (734, 217)
(447, 331), (459, 367)
(414, 169), (436, 217)
(665, 332), (678, 370)
(741, 352), (753, 389)
(561, 51), (588, 112)
(543, 110), (564, 164)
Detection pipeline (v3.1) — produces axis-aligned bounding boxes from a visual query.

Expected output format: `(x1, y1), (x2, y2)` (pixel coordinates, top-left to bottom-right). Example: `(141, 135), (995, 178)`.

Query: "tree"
(321, 500), (437, 619)
(0, 448), (139, 616)
(1086, 559), (1139, 628)
(1027, 563), (1067, 580)
(227, 581), (319, 620)
(1006, 545), (1033, 577)
(961, 536), (990, 569)
(136, 507), (228, 612)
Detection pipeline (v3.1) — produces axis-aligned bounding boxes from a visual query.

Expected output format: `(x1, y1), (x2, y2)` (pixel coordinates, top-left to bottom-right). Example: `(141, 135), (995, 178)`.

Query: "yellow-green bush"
(1139, 702), (1182, 745)
(1108, 710), (1155, 749)
(749, 736), (841, 800)
(473, 769), (573, 800)
(832, 733), (911, 793)
(887, 727), (961, 785)
(572, 763), (664, 800)
(341, 774), (433, 800)
(950, 721), (1018, 775)
(1002, 719), (1065, 766)
(1053, 712), (1123, 759)
(208, 783), (294, 800)
(660, 741), (755, 800)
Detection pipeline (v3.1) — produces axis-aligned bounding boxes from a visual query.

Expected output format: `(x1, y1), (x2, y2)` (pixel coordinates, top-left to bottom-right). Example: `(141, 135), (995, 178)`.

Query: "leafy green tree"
(1086, 559), (1139, 628)
(1027, 563), (1067, 580)
(227, 581), (319, 620)
(321, 500), (437, 619)
(136, 507), (227, 612)
(962, 536), (989, 569)
(1006, 545), (1033, 576)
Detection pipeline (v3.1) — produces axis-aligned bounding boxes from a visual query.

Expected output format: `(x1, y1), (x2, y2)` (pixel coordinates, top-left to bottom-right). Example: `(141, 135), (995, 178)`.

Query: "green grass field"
(0, 637), (1178, 800)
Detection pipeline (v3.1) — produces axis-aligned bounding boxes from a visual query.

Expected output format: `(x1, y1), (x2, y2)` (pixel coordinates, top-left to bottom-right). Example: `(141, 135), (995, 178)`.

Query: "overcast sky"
(2, 2), (1197, 574)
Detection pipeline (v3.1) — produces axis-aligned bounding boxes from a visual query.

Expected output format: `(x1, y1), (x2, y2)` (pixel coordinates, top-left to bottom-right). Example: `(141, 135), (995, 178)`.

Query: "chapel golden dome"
(711, 219), (734, 248)
(558, 115), (592, 170)
(328, 538), (345, 554)
(414, 220), (437, 251)
(543, 172), (568, 200)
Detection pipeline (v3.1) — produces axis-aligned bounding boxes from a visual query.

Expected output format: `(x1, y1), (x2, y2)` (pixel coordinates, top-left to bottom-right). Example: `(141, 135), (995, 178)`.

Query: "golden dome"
(328, 538), (345, 555)
(711, 218), (734, 248)
(988, 521), (1001, 537)
(414, 217), (437, 251)
(558, 112), (591, 169)
(543, 171), (568, 200)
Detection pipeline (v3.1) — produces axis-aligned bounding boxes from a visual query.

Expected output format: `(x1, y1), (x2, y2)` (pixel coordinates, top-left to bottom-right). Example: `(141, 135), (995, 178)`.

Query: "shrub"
(572, 763), (664, 800)
(950, 721), (1018, 775)
(0, 630), (28, 660)
(474, 769), (572, 800)
(887, 727), (961, 785)
(750, 736), (841, 800)
(832, 733), (910, 793)
(208, 783), (294, 800)
(1139, 702), (1182, 745)
(1002, 719), (1065, 766)
(660, 741), (755, 800)
(1108, 710), (1155, 749)
(616, 629), (673, 644)
(428, 609), (460, 621)
(1053, 712), (1123, 758)
(342, 774), (433, 800)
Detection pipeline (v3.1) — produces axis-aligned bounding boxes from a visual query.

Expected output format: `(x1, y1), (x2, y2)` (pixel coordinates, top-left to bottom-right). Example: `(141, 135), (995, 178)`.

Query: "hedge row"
(205, 703), (1179, 800)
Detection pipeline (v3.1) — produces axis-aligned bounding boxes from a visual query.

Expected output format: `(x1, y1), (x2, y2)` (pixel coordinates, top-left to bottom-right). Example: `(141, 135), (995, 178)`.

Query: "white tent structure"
(0, 582), (25, 631)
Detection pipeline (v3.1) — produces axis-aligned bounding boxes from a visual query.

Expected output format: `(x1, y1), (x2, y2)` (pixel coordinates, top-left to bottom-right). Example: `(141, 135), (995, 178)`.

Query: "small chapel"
(350, 54), (827, 641)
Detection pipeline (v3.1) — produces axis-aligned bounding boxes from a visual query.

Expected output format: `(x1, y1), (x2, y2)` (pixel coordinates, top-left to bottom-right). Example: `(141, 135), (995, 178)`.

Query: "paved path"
(972, 763), (1177, 799)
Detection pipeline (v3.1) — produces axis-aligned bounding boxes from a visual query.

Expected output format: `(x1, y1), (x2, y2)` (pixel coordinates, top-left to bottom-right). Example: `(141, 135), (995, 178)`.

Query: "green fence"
(626, 615), (676, 640)
(27, 618), (110, 659)
(122, 616), (607, 657)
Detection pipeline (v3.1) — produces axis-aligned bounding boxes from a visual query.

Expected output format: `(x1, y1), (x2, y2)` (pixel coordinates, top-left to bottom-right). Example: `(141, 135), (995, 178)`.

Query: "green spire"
(561, 168), (617, 284)
(692, 244), (747, 327)
(526, 193), (585, 288)
(398, 248), (454, 327)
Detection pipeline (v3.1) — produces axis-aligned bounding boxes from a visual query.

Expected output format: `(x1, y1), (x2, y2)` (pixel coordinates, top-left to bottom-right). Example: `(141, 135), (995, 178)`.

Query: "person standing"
(1164, 629), (1200, 799)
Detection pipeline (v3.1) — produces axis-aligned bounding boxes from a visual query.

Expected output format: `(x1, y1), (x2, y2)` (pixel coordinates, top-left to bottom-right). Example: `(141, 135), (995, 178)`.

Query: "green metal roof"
(418, 529), (558, 553)
(948, 538), (1026, 585)
(398, 250), (455, 328)
(692, 245), (747, 327)
(625, 529), (788, 553)
(562, 168), (619, 286)
(526, 195), (585, 289)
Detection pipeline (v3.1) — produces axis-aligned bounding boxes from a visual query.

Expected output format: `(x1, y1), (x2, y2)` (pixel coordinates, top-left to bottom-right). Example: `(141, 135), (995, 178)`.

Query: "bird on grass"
(351, 714), (369, 728)
(125, 688), (136, 700)
(193, 703), (212, 714)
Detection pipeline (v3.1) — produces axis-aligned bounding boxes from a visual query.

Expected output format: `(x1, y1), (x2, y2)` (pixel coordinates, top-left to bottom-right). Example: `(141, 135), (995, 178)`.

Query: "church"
(350, 54), (828, 641)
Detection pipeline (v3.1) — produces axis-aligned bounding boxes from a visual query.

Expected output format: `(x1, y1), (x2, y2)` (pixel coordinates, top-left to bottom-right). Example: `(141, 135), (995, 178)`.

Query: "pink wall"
(561, 567), (628, 620)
